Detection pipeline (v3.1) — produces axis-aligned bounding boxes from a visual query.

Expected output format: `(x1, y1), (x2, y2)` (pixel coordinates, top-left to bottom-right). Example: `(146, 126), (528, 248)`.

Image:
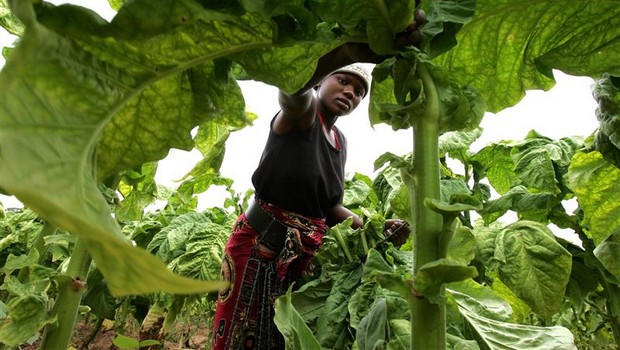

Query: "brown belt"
(245, 199), (289, 252)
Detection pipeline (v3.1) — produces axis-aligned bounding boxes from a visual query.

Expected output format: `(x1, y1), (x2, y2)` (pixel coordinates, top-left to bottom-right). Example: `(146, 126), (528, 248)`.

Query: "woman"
(212, 45), (410, 349)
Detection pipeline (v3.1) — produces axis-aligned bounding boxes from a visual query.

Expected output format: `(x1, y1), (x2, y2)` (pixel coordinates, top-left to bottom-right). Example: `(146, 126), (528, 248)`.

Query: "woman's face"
(317, 73), (366, 116)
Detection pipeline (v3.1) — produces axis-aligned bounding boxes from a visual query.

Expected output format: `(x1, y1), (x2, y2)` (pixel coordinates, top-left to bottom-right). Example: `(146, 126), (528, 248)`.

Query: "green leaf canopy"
(435, 0), (620, 112)
(1, 0), (619, 297)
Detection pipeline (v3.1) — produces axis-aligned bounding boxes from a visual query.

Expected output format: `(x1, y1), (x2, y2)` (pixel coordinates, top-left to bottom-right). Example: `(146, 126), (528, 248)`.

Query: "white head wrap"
(331, 64), (371, 96)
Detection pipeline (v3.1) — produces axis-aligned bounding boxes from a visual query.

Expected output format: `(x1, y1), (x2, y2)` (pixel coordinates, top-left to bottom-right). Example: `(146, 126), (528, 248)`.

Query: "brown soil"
(18, 319), (211, 350)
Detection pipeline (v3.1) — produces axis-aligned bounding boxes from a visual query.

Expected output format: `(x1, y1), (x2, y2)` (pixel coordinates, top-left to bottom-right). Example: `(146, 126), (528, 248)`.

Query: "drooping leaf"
(289, 276), (333, 331)
(356, 299), (388, 350)
(343, 173), (377, 208)
(431, 66), (486, 134)
(184, 123), (232, 180)
(593, 229), (620, 281)
(471, 223), (501, 268)
(512, 145), (559, 195)
(369, 56), (424, 130)
(592, 73), (620, 167)
(372, 165), (404, 215)
(448, 280), (513, 322)
(457, 302), (577, 350)
(316, 265), (363, 349)
(420, 0), (477, 58)
(386, 319), (412, 349)
(274, 287), (322, 350)
(568, 151), (620, 245)
(168, 221), (229, 281)
(0, 0), (267, 295)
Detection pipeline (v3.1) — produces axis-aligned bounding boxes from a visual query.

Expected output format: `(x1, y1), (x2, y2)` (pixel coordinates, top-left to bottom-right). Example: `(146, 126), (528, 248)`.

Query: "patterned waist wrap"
(212, 199), (328, 349)
(258, 198), (328, 280)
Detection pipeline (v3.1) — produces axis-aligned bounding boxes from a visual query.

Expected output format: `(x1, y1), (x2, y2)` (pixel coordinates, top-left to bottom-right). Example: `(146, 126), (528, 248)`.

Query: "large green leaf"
(308, 0), (414, 54)
(592, 74), (620, 168)
(472, 143), (521, 194)
(420, 0), (477, 58)
(457, 302), (576, 350)
(593, 229), (620, 281)
(356, 299), (388, 350)
(289, 276), (333, 331)
(0, 295), (52, 347)
(473, 133), (583, 197)
(479, 185), (560, 224)
(568, 151), (620, 245)
(274, 288), (322, 350)
(435, 0), (620, 112)
(448, 280), (513, 322)
(0, 0), (269, 295)
(386, 319), (413, 349)
(0, 0), (23, 36)
(493, 221), (572, 320)
(316, 265), (363, 348)
(438, 127), (482, 157)
(593, 74), (620, 148)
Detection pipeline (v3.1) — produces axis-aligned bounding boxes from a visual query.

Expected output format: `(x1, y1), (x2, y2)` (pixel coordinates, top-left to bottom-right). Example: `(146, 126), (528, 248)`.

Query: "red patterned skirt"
(212, 201), (327, 349)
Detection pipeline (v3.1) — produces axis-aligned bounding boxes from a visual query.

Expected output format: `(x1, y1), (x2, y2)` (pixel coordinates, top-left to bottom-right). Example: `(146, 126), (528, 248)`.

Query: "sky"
(0, 1), (600, 220)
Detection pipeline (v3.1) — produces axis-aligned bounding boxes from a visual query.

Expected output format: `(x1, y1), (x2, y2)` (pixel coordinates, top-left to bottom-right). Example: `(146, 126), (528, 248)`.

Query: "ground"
(18, 319), (211, 350)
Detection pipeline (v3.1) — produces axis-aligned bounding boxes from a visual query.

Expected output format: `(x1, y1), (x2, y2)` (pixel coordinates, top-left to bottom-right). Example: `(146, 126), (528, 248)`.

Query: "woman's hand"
(384, 219), (410, 246)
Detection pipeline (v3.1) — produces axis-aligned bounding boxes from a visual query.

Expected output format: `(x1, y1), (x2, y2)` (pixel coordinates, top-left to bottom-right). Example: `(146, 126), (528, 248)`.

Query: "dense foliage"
(1, 0), (619, 349)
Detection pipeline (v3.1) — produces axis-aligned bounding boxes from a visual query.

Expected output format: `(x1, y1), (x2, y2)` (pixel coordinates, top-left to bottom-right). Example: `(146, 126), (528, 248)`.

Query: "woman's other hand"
(384, 219), (410, 246)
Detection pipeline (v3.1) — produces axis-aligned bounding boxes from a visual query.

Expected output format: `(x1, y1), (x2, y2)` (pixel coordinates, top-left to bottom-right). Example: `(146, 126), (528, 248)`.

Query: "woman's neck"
(317, 105), (337, 130)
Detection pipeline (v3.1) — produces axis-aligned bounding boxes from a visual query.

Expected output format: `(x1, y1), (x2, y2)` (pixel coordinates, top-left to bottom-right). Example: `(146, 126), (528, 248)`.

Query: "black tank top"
(251, 116), (347, 218)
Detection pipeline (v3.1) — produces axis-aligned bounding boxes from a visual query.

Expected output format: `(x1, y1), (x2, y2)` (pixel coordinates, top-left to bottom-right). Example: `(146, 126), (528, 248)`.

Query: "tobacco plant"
(1, 0), (619, 349)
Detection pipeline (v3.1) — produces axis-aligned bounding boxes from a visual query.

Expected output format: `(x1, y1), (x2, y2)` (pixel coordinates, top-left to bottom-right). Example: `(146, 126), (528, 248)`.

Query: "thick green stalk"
(360, 227), (370, 255)
(332, 225), (354, 263)
(39, 239), (92, 350)
(409, 62), (445, 349)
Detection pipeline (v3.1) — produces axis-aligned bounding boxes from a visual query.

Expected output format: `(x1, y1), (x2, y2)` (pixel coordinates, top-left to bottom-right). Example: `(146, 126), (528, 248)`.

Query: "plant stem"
(360, 227), (370, 255)
(332, 225), (354, 263)
(39, 238), (92, 350)
(409, 62), (445, 350)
